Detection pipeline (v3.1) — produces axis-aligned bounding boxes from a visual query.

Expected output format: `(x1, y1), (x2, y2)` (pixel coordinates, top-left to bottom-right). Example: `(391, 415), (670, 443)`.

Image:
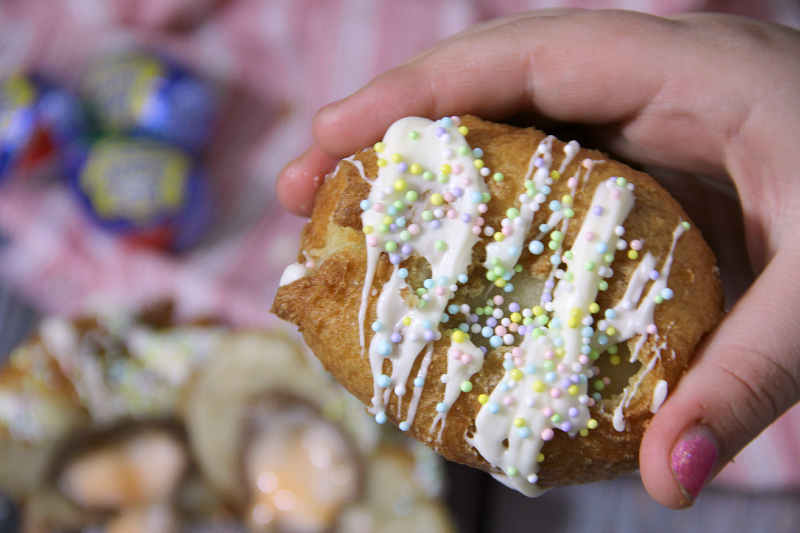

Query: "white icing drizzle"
(650, 380), (669, 413)
(343, 154), (371, 184)
(350, 117), (690, 496)
(280, 263), (311, 286)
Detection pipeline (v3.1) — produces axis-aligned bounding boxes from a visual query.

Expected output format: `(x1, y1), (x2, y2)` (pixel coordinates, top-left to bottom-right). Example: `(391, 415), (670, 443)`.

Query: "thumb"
(640, 242), (800, 508)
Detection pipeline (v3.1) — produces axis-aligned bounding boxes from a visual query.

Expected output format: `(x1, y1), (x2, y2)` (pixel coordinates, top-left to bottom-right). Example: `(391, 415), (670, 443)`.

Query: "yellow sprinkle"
(556, 347), (566, 357)
(431, 193), (444, 206)
(474, 159), (484, 169)
(391, 153), (402, 163)
(587, 419), (598, 429)
(567, 318), (579, 329)
(383, 216), (393, 225)
(394, 179), (407, 191)
(533, 381), (545, 393)
(510, 312), (522, 323)
(452, 330), (467, 343)
(377, 158), (387, 167)
(363, 225), (373, 234)
(493, 232), (505, 242)
(532, 306), (544, 316)
(537, 453), (545, 463)
(550, 170), (560, 180)
(568, 384), (579, 396)
(495, 279), (506, 288)
(478, 394), (489, 404)
(403, 317), (412, 326)
(458, 126), (469, 135)
(410, 163), (422, 175)
(606, 326), (617, 336)
(514, 417), (525, 428)
(510, 369), (523, 382)
(589, 302), (600, 314)
(610, 355), (621, 365)
(628, 250), (639, 260)
(580, 429), (589, 437)
(373, 142), (385, 153)
(562, 194), (573, 205)
(440, 164), (452, 175)
(570, 308), (583, 319)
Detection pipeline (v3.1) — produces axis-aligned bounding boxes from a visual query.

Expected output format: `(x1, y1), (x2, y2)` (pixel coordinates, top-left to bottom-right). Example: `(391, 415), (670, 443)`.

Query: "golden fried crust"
(273, 116), (725, 488)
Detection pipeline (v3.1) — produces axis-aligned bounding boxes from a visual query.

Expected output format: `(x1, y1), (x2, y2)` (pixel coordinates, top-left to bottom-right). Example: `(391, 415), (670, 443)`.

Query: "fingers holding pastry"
(641, 242), (800, 509)
(276, 145), (342, 216)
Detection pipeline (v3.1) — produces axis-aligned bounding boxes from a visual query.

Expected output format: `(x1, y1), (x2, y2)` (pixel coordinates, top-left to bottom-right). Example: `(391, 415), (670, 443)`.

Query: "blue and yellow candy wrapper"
(82, 50), (218, 154)
(0, 75), (39, 181)
(66, 137), (212, 250)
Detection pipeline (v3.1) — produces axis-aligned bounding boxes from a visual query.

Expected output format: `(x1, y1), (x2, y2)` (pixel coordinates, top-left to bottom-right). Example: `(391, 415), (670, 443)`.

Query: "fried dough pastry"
(273, 115), (724, 495)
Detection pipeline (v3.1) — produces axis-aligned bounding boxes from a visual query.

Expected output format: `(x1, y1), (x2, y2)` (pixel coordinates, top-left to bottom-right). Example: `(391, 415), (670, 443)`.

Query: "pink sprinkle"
(578, 355), (590, 365)
(478, 204), (488, 213)
(476, 217), (485, 227)
(542, 407), (553, 417)
(444, 192), (455, 202)
(436, 287), (446, 296)
(587, 398), (596, 407)
(305, 261), (316, 269)
(514, 357), (524, 367)
(408, 224), (420, 235)
(631, 239), (643, 251)
(503, 395), (515, 406)
(493, 295), (504, 305)
(495, 326), (507, 336)
(647, 324), (658, 335)
(542, 428), (555, 441)
(453, 164), (463, 174)
(509, 323), (519, 333)
(451, 349), (462, 359)
(567, 177), (578, 189)
(582, 158), (593, 169)
(603, 377), (611, 385)
(502, 227), (513, 236)
(373, 202), (384, 213)
(550, 388), (561, 398)
(471, 226), (481, 235)
(368, 237), (379, 247)
(557, 363), (568, 374)
(584, 232), (595, 241)
(447, 209), (458, 219)
(461, 354), (472, 365)
(512, 347), (523, 358)
(544, 350), (554, 360)
(611, 189), (621, 199)
(462, 177), (472, 186)
(451, 116), (461, 126)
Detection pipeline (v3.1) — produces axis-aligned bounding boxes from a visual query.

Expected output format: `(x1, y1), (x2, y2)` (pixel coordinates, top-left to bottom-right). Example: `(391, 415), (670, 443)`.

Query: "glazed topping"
(353, 116), (687, 495)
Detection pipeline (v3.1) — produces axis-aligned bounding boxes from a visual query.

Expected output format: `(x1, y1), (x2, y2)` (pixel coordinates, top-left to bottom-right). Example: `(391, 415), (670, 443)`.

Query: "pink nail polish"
(671, 426), (719, 502)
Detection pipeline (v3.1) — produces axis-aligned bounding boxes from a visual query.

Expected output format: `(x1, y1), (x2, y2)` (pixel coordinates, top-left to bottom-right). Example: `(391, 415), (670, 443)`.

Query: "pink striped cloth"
(0, 0), (798, 491)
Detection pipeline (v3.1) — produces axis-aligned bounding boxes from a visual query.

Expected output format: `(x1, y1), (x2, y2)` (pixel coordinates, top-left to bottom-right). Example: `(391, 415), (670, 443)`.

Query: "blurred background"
(1, 1), (800, 532)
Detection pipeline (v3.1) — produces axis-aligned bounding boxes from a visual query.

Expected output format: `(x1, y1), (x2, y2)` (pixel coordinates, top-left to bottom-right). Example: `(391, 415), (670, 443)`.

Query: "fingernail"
(671, 425), (719, 502)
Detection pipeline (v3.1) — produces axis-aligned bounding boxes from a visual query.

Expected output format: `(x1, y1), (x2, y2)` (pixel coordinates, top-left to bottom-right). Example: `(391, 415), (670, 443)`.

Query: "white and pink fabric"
(0, 0), (798, 491)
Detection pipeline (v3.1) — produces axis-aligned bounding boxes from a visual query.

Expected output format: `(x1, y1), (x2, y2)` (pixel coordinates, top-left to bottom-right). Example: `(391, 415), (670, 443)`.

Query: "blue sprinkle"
(662, 288), (674, 300)
(448, 304), (459, 314)
(509, 246), (520, 257)
(549, 255), (561, 265)
(458, 323), (469, 332)
(377, 374), (391, 388)
(595, 242), (608, 254)
(472, 147), (484, 158)
(550, 318), (562, 329)
(372, 321), (384, 332)
(481, 326), (493, 338)
(579, 375), (588, 384)
(525, 364), (538, 374)
(395, 217), (407, 227)
(378, 342), (392, 356)
(360, 200), (372, 210)
(422, 320), (433, 330)
(458, 274), (469, 283)
(441, 313), (450, 323)
(502, 271), (513, 280)
(438, 276), (450, 286)
(598, 335), (609, 345)
(424, 279), (436, 290)
(471, 192), (483, 203)
(581, 327), (594, 338)
(399, 421), (410, 431)
(605, 309), (618, 319)
(581, 345), (592, 355)
(441, 117), (453, 128)
(398, 268), (409, 278)
(436, 403), (449, 413)
(529, 241), (544, 255)
(488, 403), (500, 414)
(540, 185), (551, 195)
(554, 337), (565, 348)
(539, 224), (550, 233)
(518, 427), (531, 439)
(414, 377), (425, 387)
(499, 382), (510, 392)
(503, 360), (515, 370)
(490, 336), (504, 348)
(503, 284), (514, 293)
(545, 372), (557, 383)
(387, 206), (397, 216)
(375, 412), (388, 424)
(549, 200), (562, 212)
(592, 392), (602, 402)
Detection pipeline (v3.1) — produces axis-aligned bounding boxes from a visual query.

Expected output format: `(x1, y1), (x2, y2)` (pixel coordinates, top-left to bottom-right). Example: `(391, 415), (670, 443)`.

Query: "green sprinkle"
(482, 192), (491, 203)
(486, 272), (498, 281)
(604, 253), (615, 263)
(408, 130), (419, 140)
(458, 145), (470, 155)
(493, 266), (505, 276)
(598, 280), (609, 291)
(437, 174), (448, 183)
(393, 200), (404, 210)
(399, 230), (411, 241)
(608, 345), (618, 354)
(682, 221), (691, 230)
(422, 210), (433, 221)
(585, 261), (595, 271)
(385, 242), (397, 252)
(551, 231), (564, 242)
(564, 208), (575, 218)
(551, 414), (562, 424)
(494, 172), (505, 182)
(654, 295), (664, 304)
(594, 380), (605, 391)
(435, 240), (447, 251)
(423, 171), (434, 181)
(522, 317), (534, 326)
(507, 467), (519, 477)
(515, 264), (523, 272)
(506, 207), (520, 219)
(564, 272), (574, 282)
(564, 250), (574, 260)
(476, 307), (484, 316)
(590, 350), (600, 360)
(543, 360), (555, 371)
(460, 381), (473, 393)
(491, 257), (501, 266)
(536, 315), (549, 326)
(616, 177), (627, 186)
(378, 223), (389, 233)
(548, 241), (559, 250)
(405, 191), (418, 202)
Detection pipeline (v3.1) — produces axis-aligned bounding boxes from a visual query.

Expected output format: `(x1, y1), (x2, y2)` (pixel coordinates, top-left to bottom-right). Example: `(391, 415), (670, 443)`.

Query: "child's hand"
(277, 9), (800, 508)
